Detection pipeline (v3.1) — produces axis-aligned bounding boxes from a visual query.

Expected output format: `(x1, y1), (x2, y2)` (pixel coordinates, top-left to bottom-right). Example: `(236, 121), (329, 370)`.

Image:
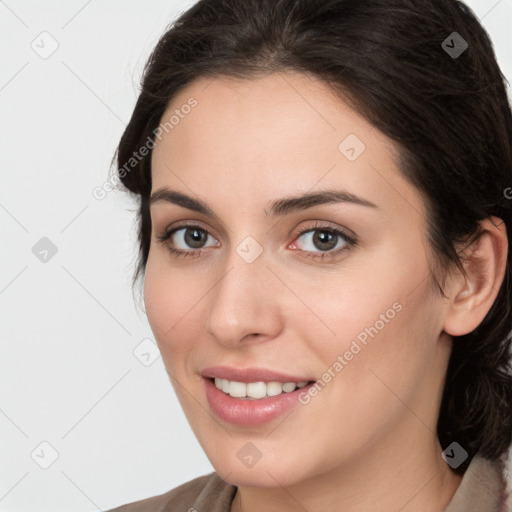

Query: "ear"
(443, 216), (508, 337)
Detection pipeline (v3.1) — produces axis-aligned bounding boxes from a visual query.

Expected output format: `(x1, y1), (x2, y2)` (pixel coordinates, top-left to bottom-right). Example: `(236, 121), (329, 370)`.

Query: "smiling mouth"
(210, 377), (315, 399)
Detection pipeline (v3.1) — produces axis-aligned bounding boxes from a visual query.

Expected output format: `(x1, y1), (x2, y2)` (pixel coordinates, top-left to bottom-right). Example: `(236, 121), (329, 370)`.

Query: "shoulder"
(445, 452), (510, 512)
(105, 472), (237, 512)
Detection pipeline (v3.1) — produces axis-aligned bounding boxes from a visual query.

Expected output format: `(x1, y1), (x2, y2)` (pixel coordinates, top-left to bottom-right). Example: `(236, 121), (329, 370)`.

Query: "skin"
(144, 71), (508, 512)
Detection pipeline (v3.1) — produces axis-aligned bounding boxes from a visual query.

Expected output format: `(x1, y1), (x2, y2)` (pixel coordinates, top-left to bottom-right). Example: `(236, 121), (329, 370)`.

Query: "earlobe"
(442, 216), (508, 337)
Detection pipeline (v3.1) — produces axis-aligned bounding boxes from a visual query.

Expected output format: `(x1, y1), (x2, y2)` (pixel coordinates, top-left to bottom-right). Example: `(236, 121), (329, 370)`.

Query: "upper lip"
(201, 366), (314, 383)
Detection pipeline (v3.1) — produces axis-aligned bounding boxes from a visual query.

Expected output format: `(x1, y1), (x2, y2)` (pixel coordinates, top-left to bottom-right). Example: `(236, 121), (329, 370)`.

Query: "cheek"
(143, 256), (207, 364)
(296, 245), (437, 412)
(313, 282), (439, 424)
(283, 250), (408, 363)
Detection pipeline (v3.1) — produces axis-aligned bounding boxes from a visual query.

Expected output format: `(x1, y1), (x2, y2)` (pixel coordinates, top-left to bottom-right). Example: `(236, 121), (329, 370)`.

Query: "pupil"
(313, 230), (337, 251)
(185, 228), (206, 248)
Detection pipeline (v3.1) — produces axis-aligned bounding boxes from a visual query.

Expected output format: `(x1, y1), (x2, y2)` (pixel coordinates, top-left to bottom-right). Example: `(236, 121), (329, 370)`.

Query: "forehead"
(150, 72), (424, 222)
(152, 72), (373, 169)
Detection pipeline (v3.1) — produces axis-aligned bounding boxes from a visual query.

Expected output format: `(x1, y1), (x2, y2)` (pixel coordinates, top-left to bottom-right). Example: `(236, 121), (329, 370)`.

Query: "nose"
(204, 246), (284, 348)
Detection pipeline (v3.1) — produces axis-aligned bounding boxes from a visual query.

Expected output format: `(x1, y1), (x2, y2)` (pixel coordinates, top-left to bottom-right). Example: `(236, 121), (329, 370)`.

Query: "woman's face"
(145, 71), (454, 487)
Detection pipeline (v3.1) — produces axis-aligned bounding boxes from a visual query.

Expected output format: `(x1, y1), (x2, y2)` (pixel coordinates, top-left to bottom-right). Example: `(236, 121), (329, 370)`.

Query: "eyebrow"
(149, 187), (378, 218)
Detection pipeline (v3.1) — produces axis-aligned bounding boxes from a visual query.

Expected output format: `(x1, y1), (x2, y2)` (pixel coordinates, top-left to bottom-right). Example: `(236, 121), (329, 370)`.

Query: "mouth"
(201, 367), (317, 426)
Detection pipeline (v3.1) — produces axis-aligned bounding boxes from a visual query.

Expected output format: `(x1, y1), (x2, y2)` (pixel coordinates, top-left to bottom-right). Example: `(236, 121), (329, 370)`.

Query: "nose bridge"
(205, 240), (282, 346)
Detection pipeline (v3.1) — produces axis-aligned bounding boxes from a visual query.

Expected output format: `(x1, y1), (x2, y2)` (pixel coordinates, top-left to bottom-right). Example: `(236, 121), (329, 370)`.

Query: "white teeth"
(246, 381), (267, 399)
(282, 382), (297, 392)
(213, 378), (310, 399)
(229, 381), (246, 398)
(266, 381), (284, 397)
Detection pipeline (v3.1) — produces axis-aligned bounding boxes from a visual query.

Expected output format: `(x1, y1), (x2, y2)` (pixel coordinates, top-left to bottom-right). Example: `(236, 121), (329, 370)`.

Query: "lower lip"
(204, 378), (313, 426)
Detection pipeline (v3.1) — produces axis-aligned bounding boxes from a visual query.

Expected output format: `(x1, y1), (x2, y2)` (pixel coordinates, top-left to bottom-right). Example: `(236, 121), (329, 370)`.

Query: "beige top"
(106, 453), (510, 512)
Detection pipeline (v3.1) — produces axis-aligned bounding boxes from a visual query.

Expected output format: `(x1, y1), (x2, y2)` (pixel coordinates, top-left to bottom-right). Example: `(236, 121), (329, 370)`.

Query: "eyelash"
(156, 221), (358, 260)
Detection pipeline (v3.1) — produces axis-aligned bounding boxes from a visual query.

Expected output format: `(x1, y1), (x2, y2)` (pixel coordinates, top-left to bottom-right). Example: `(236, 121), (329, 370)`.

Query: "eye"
(157, 225), (219, 256)
(290, 224), (356, 258)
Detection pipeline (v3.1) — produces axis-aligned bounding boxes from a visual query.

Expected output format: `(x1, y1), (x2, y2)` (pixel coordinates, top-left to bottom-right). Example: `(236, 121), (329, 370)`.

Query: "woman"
(106, 0), (512, 510)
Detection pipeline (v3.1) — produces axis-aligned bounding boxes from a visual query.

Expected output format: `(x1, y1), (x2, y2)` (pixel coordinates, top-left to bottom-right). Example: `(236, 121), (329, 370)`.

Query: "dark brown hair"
(112, 0), (512, 473)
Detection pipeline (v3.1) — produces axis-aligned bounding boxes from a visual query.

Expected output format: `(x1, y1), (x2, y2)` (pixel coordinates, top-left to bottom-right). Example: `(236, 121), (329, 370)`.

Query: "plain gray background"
(1, 1), (511, 511)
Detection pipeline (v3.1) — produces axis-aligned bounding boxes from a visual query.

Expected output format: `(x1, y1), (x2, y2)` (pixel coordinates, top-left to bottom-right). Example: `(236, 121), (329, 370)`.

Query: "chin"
(200, 441), (314, 488)
(216, 461), (305, 488)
